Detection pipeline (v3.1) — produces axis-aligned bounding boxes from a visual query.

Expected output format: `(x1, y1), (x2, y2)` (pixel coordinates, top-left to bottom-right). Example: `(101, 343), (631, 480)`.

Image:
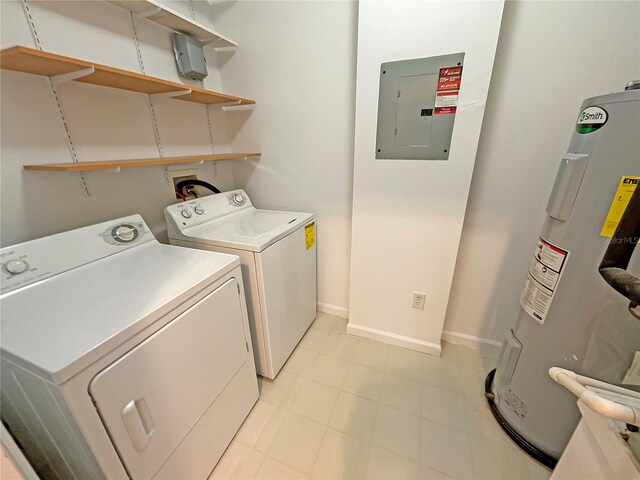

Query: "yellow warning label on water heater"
(305, 221), (315, 250)
(600, 176), (640, 238)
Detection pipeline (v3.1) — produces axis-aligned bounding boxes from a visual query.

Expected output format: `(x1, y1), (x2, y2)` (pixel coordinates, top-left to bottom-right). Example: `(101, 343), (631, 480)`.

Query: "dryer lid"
(1, 241), (239, 384)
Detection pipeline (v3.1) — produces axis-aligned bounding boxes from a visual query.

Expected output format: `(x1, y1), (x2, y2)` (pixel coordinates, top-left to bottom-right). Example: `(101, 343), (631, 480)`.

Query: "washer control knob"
(181, 209), (192, 219)
(4, 259), (28, 275)
(233, 194), (244, 205)
(115, 226), (136, 242)
(194, 206), (205, 215)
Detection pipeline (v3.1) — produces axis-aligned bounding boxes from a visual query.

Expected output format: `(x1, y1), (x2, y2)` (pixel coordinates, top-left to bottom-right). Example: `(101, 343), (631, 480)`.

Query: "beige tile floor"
(211, 313), (553, 480)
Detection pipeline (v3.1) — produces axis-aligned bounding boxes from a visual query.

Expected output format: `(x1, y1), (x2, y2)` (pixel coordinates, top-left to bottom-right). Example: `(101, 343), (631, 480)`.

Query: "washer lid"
(0, 242), (239, 384)
(182, 209), (314, 252)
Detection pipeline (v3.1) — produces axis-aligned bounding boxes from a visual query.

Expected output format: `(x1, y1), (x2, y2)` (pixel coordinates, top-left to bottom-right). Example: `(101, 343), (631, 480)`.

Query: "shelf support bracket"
(215, 100), (242, 108)
(134, 7), (162, 19)
(201, 40), (236, 48)
(149, 89), (192, 100)
(50, 66), (95, 87)
(222, 103), (254, 111)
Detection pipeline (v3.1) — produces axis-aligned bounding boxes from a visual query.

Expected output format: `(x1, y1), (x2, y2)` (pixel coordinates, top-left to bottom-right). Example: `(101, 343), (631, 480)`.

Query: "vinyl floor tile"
(219, 315), (551, 479)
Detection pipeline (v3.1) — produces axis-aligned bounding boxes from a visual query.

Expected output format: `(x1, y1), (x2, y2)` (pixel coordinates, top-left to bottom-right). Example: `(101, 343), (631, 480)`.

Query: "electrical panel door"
(394, 74), (438, 147)
(376, 52), (465, 160)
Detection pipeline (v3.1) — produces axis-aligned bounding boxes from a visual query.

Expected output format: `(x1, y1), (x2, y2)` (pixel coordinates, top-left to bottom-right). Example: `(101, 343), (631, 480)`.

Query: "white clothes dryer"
(165, 190), (317, 379)
(0, 215), (258, 479)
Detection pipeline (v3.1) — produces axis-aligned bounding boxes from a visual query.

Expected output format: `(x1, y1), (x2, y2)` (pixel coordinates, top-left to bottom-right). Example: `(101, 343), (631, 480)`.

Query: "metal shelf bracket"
(222, 102), (254, 111)
(135, 7), (162, 19)
(215, 99), (243, 108)
(201, 40), (235, 48)
(50, 66), (95, 87)
(149, 89), (192, 100)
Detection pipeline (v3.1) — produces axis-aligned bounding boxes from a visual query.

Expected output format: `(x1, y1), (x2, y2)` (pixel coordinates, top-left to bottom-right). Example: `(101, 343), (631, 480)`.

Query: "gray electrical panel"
(375, 53), (465, 160)
(172, 33), (208, 81)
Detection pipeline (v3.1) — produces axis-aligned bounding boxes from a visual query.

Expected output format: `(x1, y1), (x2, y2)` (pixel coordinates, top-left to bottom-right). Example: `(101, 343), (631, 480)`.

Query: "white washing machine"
(165, 189), (317, 379)
(0, 215), (258, 479)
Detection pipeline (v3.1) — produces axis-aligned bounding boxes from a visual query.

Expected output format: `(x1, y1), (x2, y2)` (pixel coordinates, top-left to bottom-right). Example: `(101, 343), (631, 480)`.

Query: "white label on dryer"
(519, 237), (569, 325)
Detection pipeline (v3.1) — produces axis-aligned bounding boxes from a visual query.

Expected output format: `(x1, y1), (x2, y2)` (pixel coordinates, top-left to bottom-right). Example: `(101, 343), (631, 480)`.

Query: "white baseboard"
(317, 302), (349, 319)
(441, 330), (502, 356)
(346, 323), (442, 357)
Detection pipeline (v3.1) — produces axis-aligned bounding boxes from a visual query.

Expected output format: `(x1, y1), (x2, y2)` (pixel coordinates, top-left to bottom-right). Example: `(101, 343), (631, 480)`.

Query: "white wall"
(0, 0), (357, 317)
(0, 0), (242, 246)
(443, 0), (640, 349)
(3, 1), (637, 352)
(348, 1), (504, 354)
(202, 1), (358, 315)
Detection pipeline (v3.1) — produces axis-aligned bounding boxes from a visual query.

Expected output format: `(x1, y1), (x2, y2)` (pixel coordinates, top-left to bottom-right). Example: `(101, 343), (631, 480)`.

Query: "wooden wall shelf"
(23, 153), (261, 172)
(107, 0), (237, 48)
(0, 46), (254, 106)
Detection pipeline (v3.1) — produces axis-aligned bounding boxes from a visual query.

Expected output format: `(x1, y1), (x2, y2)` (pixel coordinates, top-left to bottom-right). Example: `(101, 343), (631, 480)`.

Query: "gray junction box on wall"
(375, 52), (465, 160)
(172, 33), (208, 81)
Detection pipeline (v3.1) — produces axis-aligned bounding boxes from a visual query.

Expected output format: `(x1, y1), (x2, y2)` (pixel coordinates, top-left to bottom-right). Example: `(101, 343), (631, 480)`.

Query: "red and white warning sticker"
(519, 237), (570, 325)
(435, 66), (462, 115)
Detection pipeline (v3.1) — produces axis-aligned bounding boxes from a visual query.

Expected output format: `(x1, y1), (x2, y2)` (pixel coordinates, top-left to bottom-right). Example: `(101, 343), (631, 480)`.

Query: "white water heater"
(487, 82), (640, 467)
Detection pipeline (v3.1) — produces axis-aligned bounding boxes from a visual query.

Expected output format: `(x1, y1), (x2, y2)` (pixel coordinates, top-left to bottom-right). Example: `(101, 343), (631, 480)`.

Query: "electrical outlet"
(412, 292), (426, 310)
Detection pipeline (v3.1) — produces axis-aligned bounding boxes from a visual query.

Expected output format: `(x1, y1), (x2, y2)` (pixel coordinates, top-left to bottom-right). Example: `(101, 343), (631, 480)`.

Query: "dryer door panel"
(89, 278), (249, 480)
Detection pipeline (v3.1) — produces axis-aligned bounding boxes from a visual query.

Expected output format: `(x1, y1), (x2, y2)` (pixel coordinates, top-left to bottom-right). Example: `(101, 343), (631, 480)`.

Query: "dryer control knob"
(181, 209), (192, 218)
(233, 194), (244, 205)
(194, 206), (205, 215)
(4, 259), (28, 275)
(115, 226), (136, 242)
